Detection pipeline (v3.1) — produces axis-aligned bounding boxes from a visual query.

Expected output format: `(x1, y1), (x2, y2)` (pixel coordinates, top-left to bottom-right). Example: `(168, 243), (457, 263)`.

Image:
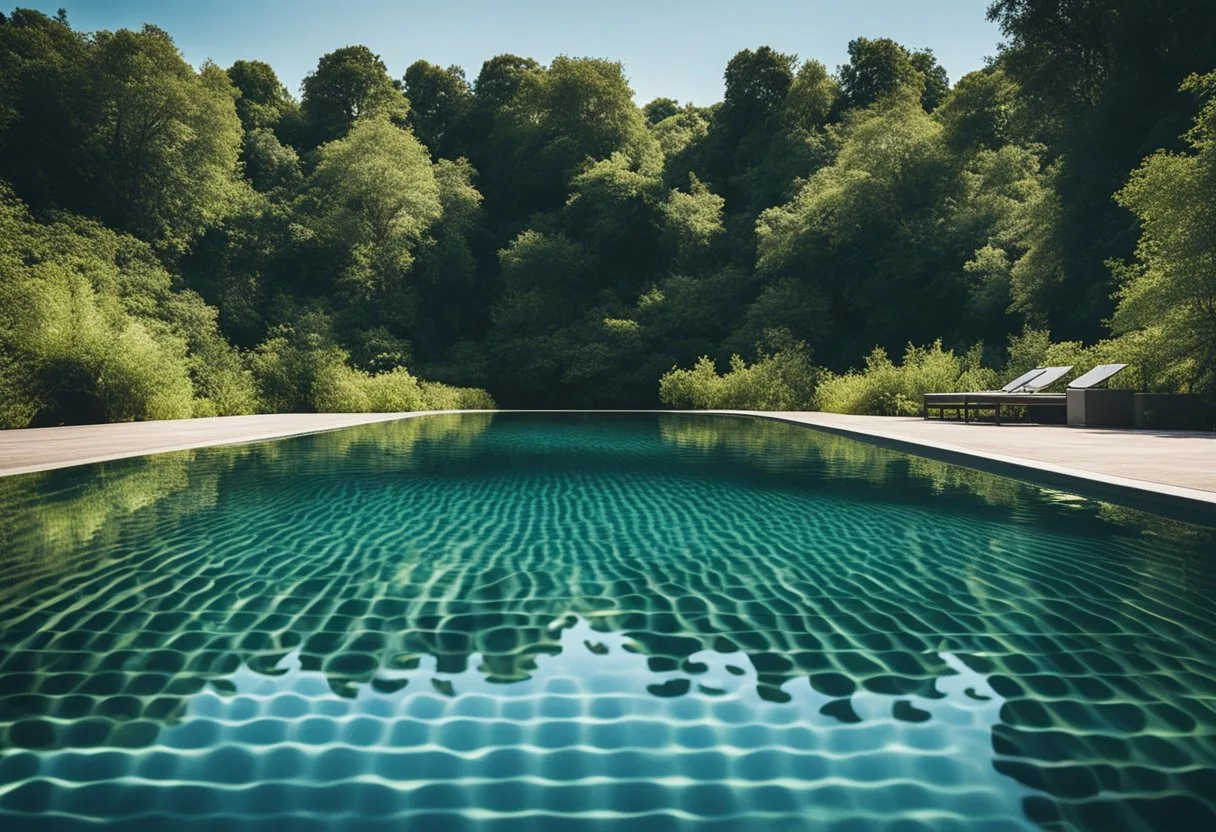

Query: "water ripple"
(1, 412), (1214, 830)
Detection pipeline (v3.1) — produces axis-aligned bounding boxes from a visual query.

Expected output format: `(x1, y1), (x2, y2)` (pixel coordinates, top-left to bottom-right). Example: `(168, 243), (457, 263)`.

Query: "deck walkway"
(1, 410), (1213, 513)
(0, 412), (420, 477)
(719, 411), (1216, 509)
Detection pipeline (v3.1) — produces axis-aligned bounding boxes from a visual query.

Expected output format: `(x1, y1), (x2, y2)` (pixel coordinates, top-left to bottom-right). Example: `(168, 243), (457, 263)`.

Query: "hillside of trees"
(1, 2), (1214, 426)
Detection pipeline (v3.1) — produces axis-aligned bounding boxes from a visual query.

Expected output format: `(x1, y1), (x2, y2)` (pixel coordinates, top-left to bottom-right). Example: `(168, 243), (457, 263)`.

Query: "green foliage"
(936, 68), (1020, 153)
(490, 55), (656, 214)
(300, 45), (408, 147)
(227, 59), (297, 133)
(755, 87), (957, 364)
(988, 0), (1216, 339)
(242, 127), (303, 193)
(722, 47), (797, 122)
(909, 49), (950, 112)
(660, 174), (725, 271)
(651, 106), (710, 158)
(658, 331), (820, 410)
(0, 187), (250, 426)
(642, 97), (680, 125)
(1111, 72), (1216, 397)
(837, 37), (924, 111)
(403, 60), (471, 157)
(0, 14), (246, 252)
(307, 117), (442, 299)
(783, 60), (838, 130)
(3, 9), (1215, 421)
(815, 341), (998, 416)
(247, 317), (494, 413)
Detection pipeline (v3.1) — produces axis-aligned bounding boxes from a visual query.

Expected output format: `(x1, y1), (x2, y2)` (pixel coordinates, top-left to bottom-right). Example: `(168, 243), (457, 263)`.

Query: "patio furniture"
(922, 368), (1046, 421)
(1065, 364), (1132, 426)
(923, 367), (1072, 424)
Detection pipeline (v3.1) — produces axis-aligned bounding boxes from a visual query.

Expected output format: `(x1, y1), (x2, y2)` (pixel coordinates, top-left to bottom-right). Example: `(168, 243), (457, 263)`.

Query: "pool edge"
(712, 410), (1216, 526)
(0, 411), (481, 477)
(4, 408), (1213, 527)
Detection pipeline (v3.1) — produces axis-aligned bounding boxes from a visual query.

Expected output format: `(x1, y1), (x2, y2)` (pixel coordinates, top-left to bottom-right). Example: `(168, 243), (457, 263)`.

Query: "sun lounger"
(923, 366), (1074, 424)
(1065, 364), (1131, 426)
(925, 364), (1137, 425)
(1066, 363), (1127, 390)
(923, 368), (1046, 419)
(999, 368), (1048, 393)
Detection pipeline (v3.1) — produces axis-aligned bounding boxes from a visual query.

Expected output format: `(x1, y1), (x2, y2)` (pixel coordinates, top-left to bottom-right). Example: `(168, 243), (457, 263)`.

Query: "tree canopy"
(2, 3), (1214, 425)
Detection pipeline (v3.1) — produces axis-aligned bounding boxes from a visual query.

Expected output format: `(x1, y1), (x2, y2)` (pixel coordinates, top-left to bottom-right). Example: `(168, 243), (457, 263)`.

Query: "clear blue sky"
(19, 0), (1004, 105)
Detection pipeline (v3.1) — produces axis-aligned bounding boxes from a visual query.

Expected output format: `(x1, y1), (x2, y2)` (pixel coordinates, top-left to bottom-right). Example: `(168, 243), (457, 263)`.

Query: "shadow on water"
(0, 412), (1214, 829)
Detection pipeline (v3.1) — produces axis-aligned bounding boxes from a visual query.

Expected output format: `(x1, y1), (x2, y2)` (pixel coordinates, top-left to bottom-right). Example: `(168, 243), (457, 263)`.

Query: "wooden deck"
(0, 412), (423, 477)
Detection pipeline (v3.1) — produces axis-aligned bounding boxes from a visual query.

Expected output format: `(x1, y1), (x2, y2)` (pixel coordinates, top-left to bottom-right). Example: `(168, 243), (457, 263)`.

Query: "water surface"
(1, 413), (1214, 830)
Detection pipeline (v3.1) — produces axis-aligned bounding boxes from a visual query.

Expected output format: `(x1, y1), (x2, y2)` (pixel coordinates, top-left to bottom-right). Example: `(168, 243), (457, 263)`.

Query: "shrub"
(815, 341), (998, 415)
(250, 322), (495, 413)
(659, 332), (821, 410)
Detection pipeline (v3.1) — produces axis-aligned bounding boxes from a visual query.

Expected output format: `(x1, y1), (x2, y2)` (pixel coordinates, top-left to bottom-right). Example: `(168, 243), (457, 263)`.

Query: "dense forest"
(1, 2), (1215, 426)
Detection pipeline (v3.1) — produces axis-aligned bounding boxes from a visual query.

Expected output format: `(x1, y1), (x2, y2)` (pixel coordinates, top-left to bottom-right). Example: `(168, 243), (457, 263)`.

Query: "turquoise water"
(1, 412), (1215, 830)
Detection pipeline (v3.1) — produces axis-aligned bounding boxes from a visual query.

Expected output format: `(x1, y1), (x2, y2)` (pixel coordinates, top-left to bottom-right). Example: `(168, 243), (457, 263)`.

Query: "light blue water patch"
(1, 412), (1214, 830)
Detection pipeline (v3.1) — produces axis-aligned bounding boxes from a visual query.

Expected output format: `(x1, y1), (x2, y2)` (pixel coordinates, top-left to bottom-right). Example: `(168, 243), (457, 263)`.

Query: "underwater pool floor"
(1, 413), (1214, 830)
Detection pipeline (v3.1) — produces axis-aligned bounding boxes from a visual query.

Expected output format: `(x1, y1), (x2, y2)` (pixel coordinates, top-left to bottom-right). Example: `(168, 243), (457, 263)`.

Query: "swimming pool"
(1, 412), (1214, 830)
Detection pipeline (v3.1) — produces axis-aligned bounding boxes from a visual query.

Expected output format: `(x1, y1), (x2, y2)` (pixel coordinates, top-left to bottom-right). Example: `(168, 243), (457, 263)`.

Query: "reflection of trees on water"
(1, 412), (1214, 828)
(0, 414), (497, 751)
(0, 414), (494, 582)
(660, 414), (1216, 593)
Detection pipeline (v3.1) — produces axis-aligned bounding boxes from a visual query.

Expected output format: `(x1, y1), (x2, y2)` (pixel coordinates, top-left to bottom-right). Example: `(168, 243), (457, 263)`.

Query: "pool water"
(1, 413), (1214, 830)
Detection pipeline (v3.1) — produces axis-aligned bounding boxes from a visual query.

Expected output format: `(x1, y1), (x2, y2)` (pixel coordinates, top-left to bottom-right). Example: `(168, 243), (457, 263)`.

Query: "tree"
(723, 47), (797, 122)
(0, 16), (245, 253)
(695, 47), (800, 226)
(87, 31), (246, 252)
(522, 56), (653, 182)
(909, 49), (950, 112)
(1112, 72), (1216, 396)
(837, 37), (922, 111)
(227, 59), (297, 133)
(471, 53), (541, 110)
(480, 55), (655, 218)
(660, 174), (725, 272)
(643, 97), (680, 125)
(402, 60), (472, 157)
(300, 45), (408, 147)
(241, 128), (303, 193)
(783, 60), (839, 130)
(0, 9), (90, 212)
(651, 106), (711, 157)
(755, 87), (963, 366)
(988, 0), (1216, 339)
(565, 151), (665, 283)
(0, 186), (255, 426)
(411, 158), (491, 361)
(936, 68), (1022, 153)
(307, 117), (442, 304)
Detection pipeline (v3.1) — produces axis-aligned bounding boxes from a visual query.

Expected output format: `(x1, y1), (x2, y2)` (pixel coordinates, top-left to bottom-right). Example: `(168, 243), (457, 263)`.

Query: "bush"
(249, 321), (495, 414)
(659, 332), (821, 410)
(0, 260), (197, 426)
(0, 188), (254, 427)
(815, 341), (998, 415)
